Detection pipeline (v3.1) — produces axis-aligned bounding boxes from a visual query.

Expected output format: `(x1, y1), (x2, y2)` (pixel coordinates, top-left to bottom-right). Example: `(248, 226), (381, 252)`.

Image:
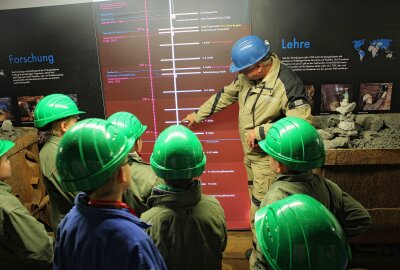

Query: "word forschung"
(9, 53), (55, 65)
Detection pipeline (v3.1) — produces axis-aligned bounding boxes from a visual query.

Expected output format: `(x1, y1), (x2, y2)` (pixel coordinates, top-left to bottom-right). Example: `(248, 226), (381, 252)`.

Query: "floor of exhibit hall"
(222, 231), (400, 270)
(222, 231), (253, 270)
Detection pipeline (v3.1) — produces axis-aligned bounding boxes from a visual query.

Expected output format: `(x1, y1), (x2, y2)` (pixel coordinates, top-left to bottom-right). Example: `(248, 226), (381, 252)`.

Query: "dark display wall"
(252, 0), (399, 115)
(0, 3), (105, 125)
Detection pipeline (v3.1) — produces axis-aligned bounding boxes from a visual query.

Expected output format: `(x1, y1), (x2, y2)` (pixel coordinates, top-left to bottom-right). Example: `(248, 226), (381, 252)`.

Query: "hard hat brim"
(136, 125), (147, 139)
(0, 140), (15, 157)
(151, 155), (206, 180)
(229, 62), (241, 73)
(258, 139), (268, 153)
(34, 110), (85, 128)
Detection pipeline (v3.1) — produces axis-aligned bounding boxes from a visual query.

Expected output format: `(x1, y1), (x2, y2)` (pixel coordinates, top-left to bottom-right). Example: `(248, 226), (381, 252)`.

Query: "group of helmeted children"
(0, 93), (371, 270)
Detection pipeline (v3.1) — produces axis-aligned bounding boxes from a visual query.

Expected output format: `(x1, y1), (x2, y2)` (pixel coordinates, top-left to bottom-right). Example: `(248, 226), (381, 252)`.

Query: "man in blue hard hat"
(182, 35), (312, 268)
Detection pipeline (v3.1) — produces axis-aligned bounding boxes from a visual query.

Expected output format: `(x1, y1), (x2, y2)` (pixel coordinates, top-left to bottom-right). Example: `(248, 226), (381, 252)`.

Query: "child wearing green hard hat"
(107, 111), (163, 216)
(140, 125), (227, 270)
(0, 139), (53, 269)
(255, 194), (352, 270)
(252, 117), (371, 269)
(34, 93), (85, 232)
(53, 118), (166, 270)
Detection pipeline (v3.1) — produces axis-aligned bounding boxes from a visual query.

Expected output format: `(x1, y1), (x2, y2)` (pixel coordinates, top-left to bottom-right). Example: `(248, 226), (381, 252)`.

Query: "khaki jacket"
(39, 135), (77, 230)
(141, 180), (227, 270)
(194, 54), (312, 155)
(124, 152), (164, 217)
(0, 181), (53, 269)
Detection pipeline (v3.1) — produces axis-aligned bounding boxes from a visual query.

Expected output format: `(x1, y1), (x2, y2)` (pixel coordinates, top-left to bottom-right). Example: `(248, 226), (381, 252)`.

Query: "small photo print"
(17, 95), (44, 123)
(320, 84), (353, 112)
(0, 97), (15, 122)
(359, 83), (392, 111)
(305, 85), (315, 113)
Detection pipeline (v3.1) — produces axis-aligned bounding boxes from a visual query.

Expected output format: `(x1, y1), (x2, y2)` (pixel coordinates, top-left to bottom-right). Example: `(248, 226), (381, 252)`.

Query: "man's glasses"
(241, 63), (258, 74)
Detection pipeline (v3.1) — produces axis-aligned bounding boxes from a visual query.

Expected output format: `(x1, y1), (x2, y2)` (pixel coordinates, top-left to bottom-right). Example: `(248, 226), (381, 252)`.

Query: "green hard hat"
(255, 194), (351, 270)
(0, 139), (15, 157)
(150, 125), (206, 180)
(56, 118), (135, 192)
(34, 94), (85, 128)
(107, 111), (146, 143)
(259, 117), (325, 171)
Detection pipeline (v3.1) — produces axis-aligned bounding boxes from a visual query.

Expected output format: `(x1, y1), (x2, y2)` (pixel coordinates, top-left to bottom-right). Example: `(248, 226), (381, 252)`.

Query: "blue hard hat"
(230, 35), (270, 73)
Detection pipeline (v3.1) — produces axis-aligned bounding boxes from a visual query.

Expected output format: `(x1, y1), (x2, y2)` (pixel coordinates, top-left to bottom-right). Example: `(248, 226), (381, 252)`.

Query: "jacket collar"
(47, 135), (62, 145)
(129, 151), (143, 162)
(0, 181), (12, 192)
(275, 170), (314, 182)
(261, 53), (281, 90)
(75, 192), (150, 229)
(147, 180), (202, 208)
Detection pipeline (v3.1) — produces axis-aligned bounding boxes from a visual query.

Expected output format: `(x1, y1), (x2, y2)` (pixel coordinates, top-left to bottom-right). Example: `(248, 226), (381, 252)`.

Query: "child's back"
(258, 117), (371, 239)
(141, 125), (227, 270)
(55, 193), (166, 270)
(53, 118), (167, 270)
(141, 181), (227, 270)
